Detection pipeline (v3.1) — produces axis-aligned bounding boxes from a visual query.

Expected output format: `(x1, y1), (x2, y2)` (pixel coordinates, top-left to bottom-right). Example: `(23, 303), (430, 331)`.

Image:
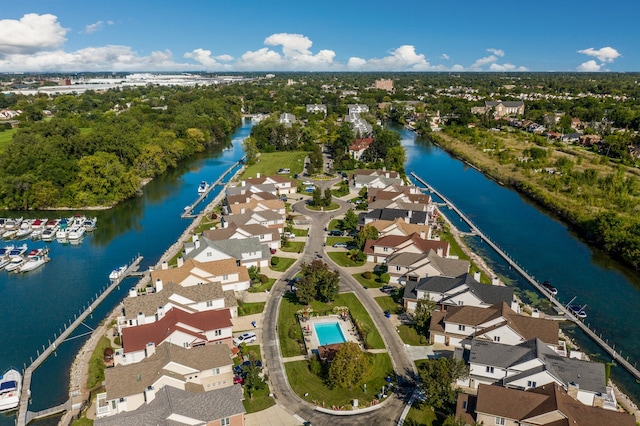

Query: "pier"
(181, 157), (245, 218)
(410, 171), (640, 382)
(16, 255), (143, 426)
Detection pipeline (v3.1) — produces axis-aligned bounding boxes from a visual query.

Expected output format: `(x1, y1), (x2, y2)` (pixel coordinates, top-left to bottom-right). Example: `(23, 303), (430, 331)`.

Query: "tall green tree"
(327, 342), (371, 389)
(417, 357), (469, 414)
(342, 208), (358, 231)
(355, 225), (379, 250)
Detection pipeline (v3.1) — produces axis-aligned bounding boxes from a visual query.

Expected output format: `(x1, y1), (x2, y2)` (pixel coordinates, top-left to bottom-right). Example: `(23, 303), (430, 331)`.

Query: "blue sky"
(1, 0), (638, 73)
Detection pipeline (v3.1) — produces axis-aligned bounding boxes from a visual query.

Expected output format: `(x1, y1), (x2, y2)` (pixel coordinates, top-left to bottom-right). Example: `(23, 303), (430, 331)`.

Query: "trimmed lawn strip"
(280, 241), (305, 253)
(327, 251), (365, 267)
(329, 293), (384, 349)
(352, 272), (384, 288)
(284, 352), (393, 408)
(243, 385), (276, 413)
(397, 324), (429, 346)
(241, 151), (308, 179)
(306, 202), (340, 211)
(238, 302), (265, 316)
(327, 219), (341, 231)
(374, 295), (399, 314)
(248, 278), (276, 293)
(405, 404), (438, 426)
(87, 336), (113, 389)
(240, 344), (262, 361)
(291, 228), (308, 237)
(269, 257), (296, 272)
(326, 236), (353, 246)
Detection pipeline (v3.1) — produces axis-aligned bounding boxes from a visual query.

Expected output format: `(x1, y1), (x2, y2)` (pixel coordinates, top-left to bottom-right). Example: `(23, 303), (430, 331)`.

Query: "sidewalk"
(245, 405), (304, 426)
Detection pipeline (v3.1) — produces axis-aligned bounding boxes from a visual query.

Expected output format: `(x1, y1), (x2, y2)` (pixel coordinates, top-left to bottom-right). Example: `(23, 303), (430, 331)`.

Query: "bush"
(259, 274), (269, 283)
(362, 271), (373, 279)
(271, 256), (280, 266)
(380, 273), (390, 284)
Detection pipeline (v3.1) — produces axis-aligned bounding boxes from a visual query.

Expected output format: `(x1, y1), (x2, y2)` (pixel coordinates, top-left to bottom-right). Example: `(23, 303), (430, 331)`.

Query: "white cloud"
(441, 53), (450, 60)
(487, 48), (505, 57)
(235, 33), (337, 70)
(577, 60), (602, 72)
(346, 57), (366, 69)
(0, 13), (68, 54)
(184, 48), (232, 69)
(489, 63), (528, 71)
(347, 45), (434, 71)
(470, 55), (498, 69)
(83, 21), (104, 34)
(578, 46), (620, 63)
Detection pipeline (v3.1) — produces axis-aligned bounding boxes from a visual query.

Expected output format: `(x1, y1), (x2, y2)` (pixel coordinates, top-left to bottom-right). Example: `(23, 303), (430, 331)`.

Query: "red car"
(270, 248), (277, 255)
(233, 375), (244, 385)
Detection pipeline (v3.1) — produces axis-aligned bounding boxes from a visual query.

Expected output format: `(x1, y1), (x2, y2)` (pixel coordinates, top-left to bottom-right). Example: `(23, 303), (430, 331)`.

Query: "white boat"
(83, 217), (97, 232)
(67, 226), (86, 241)
(4, 244), (28, 271)
(1, 218), (22, 239)
(29, 219), (47, 239)
(18, 249), (49, 273)
(0, 368), (21, 411)
(109, 265), (127, 281)
(41, 226), (58, 242)
(197, 181), (210, 194)
(15, 221), (33, 239)
(0, 245), (14, 270)
(4, 256), (25, 272)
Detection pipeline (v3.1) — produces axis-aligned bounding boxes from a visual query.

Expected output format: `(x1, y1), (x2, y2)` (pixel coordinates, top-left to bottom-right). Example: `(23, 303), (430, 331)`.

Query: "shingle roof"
(105, 344), (232, 400)
(97, 385), (245, 426)
(364, 208), (428, 225)
(410, 273), (513, 306)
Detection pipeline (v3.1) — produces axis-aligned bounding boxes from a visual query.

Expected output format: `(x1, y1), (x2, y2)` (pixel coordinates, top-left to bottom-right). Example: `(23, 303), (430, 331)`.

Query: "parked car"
(333, 242), (348, 248)
(380, 285), (394, 293)
(284, 232), (294, 239)
(269, 248), (277, 255)
(233, 332), (257, 346)
(329, 230), (343, 236)
(233, 375), (244, 384)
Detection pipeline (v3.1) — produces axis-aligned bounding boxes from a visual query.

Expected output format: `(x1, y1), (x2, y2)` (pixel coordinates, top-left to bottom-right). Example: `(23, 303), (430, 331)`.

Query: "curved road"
(261, 176), (417, 426)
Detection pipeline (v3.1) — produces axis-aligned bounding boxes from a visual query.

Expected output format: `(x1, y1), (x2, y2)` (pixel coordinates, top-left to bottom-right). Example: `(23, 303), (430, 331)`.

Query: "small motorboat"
(18, 249), (49, 273)
(83, 217), (97, 232)
(0, 368), (21, 411)
(568, 304), (587, 319)
(197, 181), (210, 194)
(109, 265), (127, 281)
(541, 280), (558, 296)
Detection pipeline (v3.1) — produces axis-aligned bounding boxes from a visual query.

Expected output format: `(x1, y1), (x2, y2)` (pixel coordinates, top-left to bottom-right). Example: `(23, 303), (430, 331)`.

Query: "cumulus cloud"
(577, 60), (602, 72)
(235, 33), (337, 70)
(347, 45), (434, 71)
(470, 55), (498, 69)
(578, 46), (620, 63)
(184, 48), (233, 69)
(0, 13), (68, 54)
(441, 53), (450, 60)
(487, 48), (505, 57)
(83, 21), (104, 34)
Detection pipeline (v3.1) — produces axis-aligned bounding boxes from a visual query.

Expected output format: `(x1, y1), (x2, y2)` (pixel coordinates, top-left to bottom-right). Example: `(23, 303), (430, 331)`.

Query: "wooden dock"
(16, 255), (143, 426)
(410, 172), (640, 382)
(181, 157), (245, 218)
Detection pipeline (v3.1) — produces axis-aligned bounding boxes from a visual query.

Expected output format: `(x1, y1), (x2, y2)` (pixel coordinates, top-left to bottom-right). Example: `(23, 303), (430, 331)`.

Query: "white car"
(233, 332), (257, 346)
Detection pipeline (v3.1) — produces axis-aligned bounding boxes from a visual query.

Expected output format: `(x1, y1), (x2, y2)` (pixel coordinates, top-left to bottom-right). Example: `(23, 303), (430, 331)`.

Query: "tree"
(299, 260), (340, 303)
(355, 225), (379, 250)
(242, 136), (259, 165)
(312, 186), (322, 207)
(242, 360), (268, 400)
(417, 357), (469, 414)
(327, 342), (371, 389)
(323, 187), (333, 206)
(413, 296), (437, 335)
(342, 208), (358, 231)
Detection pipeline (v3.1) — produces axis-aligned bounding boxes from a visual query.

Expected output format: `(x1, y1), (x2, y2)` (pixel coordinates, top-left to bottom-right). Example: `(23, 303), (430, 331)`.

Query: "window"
(214, 329), (222, 336)
(495, 417), (505, 425)
(383, 247), (388, 252)
(221, 417), (230, 426)
(396, 266), (401, 271)
(486, 366), (494, 373)
(207, 252), (212, 257)
(223, 274), (229, 280)
(212, 367), (220, 375)
(457, 301), (464, 306)
(206, 300), (213, 307)
(527, 380), (537, 388)
(494, 336), (500, 342)
(458, 325), (466, 331)
(183, 342), (189, 348)
(260, 234), (265, 240)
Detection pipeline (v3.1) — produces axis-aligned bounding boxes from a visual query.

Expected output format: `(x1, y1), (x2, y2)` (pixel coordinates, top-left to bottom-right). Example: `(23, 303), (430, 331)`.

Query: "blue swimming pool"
(314, 321), (347, 346)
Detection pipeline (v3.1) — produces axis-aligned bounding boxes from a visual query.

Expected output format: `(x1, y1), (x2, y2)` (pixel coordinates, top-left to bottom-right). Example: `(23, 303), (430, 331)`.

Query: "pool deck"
(300, 315), (360, 353)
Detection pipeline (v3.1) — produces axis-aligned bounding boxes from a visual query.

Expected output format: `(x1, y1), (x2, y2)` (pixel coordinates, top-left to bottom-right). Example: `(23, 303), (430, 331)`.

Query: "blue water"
(0, 120), (252, 423)
(314, 322), (347, 346)
(396, 123), (640, 403)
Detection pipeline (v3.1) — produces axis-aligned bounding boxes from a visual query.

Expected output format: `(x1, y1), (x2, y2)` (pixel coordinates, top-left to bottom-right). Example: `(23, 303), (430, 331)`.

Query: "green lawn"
(326, 236), (354, 246)
(278, 291), (385, 356)
(0, 128), (17, 149)
(87, 336), (113, 389)
(285, 352), (393, 408)
(241, 151), (308, 179)
(352, 272), (384, 288)
(291, 228), (308, 237)
(375, 295), (400, 314)
(328, 219), (341, 231)
(306, 202), (340, 211)
(327, 251), (365, 267)
(243, 385), (276, 413)
(397, 324), (429, 346)
(240, 344), (262, 361)
(270, 256), (295, 272)
(405, 404), (438, 426)
(280, 241), (305, 253)
(238, 302), (266, 316)
(248, 277), (276, 293)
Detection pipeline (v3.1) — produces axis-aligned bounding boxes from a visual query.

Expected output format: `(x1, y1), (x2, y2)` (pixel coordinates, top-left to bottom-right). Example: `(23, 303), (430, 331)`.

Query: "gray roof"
(363, 208), (428, 225)
(404, 273), (513, 305)
(485, 100), (524, 108)
(470, 338), (606, 394)
(226, 183), (277, 196)
(184, 236), (270, 262)
(354, 174), (403, 187)
(97, 384), (244, 426)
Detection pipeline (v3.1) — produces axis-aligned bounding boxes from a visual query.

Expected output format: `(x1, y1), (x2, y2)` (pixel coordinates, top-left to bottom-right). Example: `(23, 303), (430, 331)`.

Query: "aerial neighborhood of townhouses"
(1, 73), (638, 426)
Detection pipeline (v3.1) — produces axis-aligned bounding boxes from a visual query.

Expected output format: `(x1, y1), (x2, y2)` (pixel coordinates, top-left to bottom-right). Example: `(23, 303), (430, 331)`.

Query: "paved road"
(261, 178), (417, 426)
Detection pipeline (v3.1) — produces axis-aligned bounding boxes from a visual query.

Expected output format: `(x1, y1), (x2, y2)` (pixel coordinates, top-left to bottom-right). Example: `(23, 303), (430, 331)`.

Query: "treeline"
(0, 86), (242, 209)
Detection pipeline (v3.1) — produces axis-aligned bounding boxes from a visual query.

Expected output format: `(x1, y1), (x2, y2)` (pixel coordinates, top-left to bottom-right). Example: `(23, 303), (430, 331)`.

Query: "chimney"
(137, 312), (145, 326)
(194, 239), (200, 249)
(177, 257), (184, 267)
(145, 342), (156, 357)
(161, 261), (168, 270)
(473, 271), (481, 281)
(241, 208), (245, 214)
(531, 309), (540, 318)
(241, 180), (246, 187)
(157, 306), (164, 319)
(382, 166), (386, 172)
(129, 287), (137, 298)
(144, 386), (156, 403)
(155, 278), (163, 292)
(492, 277), (500, 285)
(593, 393), (605, 408)
(567, 382), (579, 399)
(420, 230), (425, 239)
(256, 172), (261, 178)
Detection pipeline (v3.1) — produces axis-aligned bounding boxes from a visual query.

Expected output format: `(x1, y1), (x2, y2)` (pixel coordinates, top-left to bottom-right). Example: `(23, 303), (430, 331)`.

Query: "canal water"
(0, 120), (251, 424)
(398, 123), (640, 404)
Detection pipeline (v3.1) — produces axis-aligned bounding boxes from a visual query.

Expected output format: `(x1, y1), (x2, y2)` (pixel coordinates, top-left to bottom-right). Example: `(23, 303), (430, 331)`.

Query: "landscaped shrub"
(259, 274), (269, 283)
(362, 271), (372, 279)
(380, 273), (390, 284)
(271, 256), (280, 266)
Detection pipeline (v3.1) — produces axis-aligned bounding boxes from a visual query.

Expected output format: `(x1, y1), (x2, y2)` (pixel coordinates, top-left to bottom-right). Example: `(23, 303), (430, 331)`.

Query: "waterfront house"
(203, 223), (281, 250)
(221, 209), (286, 234)
(348, 104), (369, 114)
(363, 233), (450, 263)
(227, 182), (278, 197)
(472, 100), (525, 118)
(351, 169), (403, 189)
(96, 385), (245, 426)
(152, 257), (251, 292)
(456, 338), (612, 409)
(344, 112), (372, 136)
(455, 383), (633, 426)
(367, 186), (433, 211)
(225, 191), (279, 207)
(403, 273), (515, 312)
(428, 301), (559, 349)
(278, 112), (296, 127)
(243, 174), (298, 194)
(359, 208), (429, 227)
(386, 250), (470, 285)
(98, 344), (235, 418)
(228, 199), (286, 216)
(117, 307), (234, 365)
(348, 137), (374, 161)
(183, 235), (271, 268)
(368, 217), (434, 240)
(118, 280), (237, 333)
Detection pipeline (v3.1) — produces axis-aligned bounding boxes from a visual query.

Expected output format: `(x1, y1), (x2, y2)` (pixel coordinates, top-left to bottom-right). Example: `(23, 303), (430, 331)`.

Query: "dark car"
(380, 285), (394, 293)
(329, 230), (343, 236)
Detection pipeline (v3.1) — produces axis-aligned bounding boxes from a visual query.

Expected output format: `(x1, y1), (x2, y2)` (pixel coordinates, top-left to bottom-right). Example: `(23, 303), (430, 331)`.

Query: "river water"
(398, 123), (640, 404)
(0, 120), (251, 424)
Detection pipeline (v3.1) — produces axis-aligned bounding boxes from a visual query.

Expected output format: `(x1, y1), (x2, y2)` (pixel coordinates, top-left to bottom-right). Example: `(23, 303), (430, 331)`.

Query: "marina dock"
(181, 157), (245, 218)
(16, 255), (143, 426)
(410, 171), (640, 383)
